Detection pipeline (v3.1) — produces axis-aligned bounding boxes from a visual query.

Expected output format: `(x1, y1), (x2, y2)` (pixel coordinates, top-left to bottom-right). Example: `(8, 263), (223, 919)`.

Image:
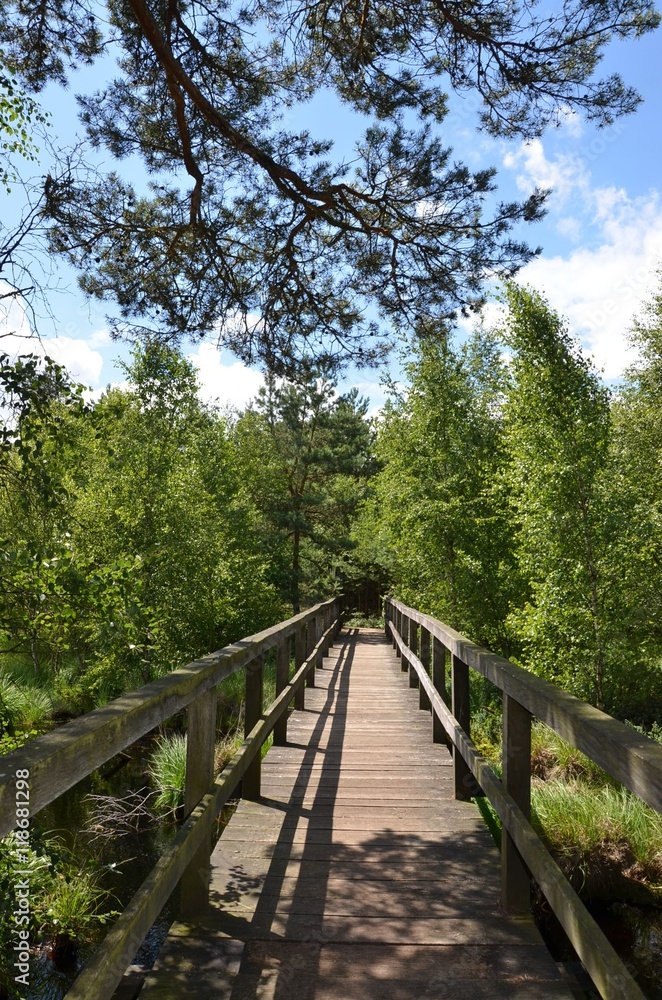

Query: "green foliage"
(0, 345), (281, 725)
(148, 733), (187, 812)
(357, 323), (522, 654)
(0, 832), (114, 993)
(531, 782), (662, 892)
(2, 0), (652, 371)
(0, 70), (48, 190)
(235, 372), (374, 613)
(499, 285), (617, 708)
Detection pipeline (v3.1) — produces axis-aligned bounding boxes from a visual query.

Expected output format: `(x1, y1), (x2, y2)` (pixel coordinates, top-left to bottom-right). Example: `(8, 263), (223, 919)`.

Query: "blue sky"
(1, 24), (661, 412)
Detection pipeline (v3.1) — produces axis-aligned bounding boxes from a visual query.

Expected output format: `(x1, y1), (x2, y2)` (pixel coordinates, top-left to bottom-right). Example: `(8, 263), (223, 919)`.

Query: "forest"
(2, 279), (662, 737)
(2, 0), (662, 993)
(2, 191), (662, 1000)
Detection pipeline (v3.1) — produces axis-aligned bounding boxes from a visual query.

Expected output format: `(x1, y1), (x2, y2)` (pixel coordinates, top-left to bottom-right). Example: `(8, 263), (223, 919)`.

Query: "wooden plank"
(502, 693), (532, 913)
(242, 653), (264, 799)
(294, 626), (306, 710)
(432, 635), (450, 747)
(140, 628), (574, 1000)
(391, 619), (648, 1000)
(65, 618), (340, 1000)
(419, 626), (431, 711)
(273, 638), (291, 746)
(451, 653), (474, 801)
(306, 617), (317, 687)
(180, 689), (216, 917)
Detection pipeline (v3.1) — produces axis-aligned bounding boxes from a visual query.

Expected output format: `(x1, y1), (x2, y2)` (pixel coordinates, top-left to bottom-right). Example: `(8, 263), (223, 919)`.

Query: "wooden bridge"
(2, 598), (662, 999)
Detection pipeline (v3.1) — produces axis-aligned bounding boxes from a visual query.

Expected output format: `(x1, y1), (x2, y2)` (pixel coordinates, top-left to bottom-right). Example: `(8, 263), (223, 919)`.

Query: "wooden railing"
(0, 596), (344, 1000)
(385, 597), (662, 1000)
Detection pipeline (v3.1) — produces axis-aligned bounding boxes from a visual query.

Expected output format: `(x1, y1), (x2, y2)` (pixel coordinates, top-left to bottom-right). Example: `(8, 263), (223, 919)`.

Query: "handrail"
(0, 597), (340, 836)
(0, 596), (344, 1000)
(385, 597), (662, 1000)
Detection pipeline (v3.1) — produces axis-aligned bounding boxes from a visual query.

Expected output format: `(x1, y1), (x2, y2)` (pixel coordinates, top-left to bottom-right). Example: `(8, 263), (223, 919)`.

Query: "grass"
(0, 671), (54, 731)
(343, 612), (384, 628)
(468, 711), (662, 903)
(530, 722), (609, 785)
(531, 780), (662, 900)
(147, 732), (188, 811)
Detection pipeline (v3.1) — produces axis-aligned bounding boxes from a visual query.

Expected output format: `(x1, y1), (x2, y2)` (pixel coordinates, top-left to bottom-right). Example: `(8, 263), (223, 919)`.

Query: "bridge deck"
(140, 628), (573, 999)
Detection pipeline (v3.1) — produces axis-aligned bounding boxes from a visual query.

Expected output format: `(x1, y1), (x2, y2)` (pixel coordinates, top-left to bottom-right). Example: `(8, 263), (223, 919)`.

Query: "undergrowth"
(470, 714), (662, 902)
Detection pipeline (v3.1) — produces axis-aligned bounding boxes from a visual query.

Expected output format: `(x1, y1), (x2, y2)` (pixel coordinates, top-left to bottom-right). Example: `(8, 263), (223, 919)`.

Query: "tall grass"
(531, 781), (662, 898)
(147, 733), (188, 811)
(0, 672), (53, 730)
(530, 722), (609, 785)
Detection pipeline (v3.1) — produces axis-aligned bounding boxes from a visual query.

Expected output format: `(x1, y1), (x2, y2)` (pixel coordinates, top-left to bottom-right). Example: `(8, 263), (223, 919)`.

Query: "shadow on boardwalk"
(139, 630), (571, 1000)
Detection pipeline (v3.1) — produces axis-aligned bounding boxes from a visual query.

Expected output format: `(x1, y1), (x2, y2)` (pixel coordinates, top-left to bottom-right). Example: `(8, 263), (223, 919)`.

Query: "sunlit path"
(140, 628), (571, 999)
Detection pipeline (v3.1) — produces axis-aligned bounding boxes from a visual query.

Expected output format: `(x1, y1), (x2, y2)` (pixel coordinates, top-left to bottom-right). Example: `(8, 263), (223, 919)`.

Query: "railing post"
(294, 625), (306, 709)
(306, 616), (317, 686)
(452, 653), (476, 801)
(419, 626), (431, 710)
(180, 689), (216, 916)
(384, 599), (390, 639)
(322, 605), (331, 655)
(273, 636), (291, 746)
(502, 694), (532, 913)
(395, 606), (402, 657)
(408, 620), (419, 689)
(400, 612), (408, 669)
(243, 653), (263, 799)
(432, 637), (451, 747)
(334, 598), (343, 637)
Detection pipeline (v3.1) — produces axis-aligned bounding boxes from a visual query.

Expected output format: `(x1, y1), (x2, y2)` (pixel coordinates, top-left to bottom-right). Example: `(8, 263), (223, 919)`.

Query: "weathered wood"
(502, 695), (532, 913)
(385, 598), (662, 814)
(408, 620), (419, 688)
(390, 619), (647, 1000)
(419, 626), (431, 711)
(294, 625), (306, 710)
(243, 653), (264, 799)
(432, 636), (450, 747)
(141, 629), (573, 1000)
(451, 654), (473, 801)
(180, 689), (216, 917)
(273, 638), (291, 746)
(65, 617), (338, 1000)
(0, 596), (341, 838)
(306, 618), (317, 687)
(395, 608), (402, 658)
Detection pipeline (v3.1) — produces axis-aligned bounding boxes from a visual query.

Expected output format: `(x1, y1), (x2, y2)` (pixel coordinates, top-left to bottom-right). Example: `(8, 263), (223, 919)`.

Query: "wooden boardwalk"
(140, 628), (574, 999)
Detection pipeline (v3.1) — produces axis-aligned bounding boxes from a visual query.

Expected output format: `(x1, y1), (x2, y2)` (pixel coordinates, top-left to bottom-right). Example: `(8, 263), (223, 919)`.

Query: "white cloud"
(187, 343), (264, 409)
(516, 191), (662, 378)
(503, 139), (589, 204)
(456, 301), (508, 339)
(0, 289), (105, 385)
(499, 135), (662, 379)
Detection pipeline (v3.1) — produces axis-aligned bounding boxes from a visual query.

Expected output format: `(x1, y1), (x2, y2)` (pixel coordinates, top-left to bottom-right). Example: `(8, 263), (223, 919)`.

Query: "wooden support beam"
(306, 618), (317, 686)
(395, 607), (402, 657)
(408, 620), (419, 688)
(294, 626), (306, 710)
(452, 654), (476, 800)
(502, 694), (532, 913)
(419, 626), (431, 710)
(432, 637), (450, 747)
(180, 689), (216, 917)
(243, 653), (263, 799)
(273, 638), (291, 746)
